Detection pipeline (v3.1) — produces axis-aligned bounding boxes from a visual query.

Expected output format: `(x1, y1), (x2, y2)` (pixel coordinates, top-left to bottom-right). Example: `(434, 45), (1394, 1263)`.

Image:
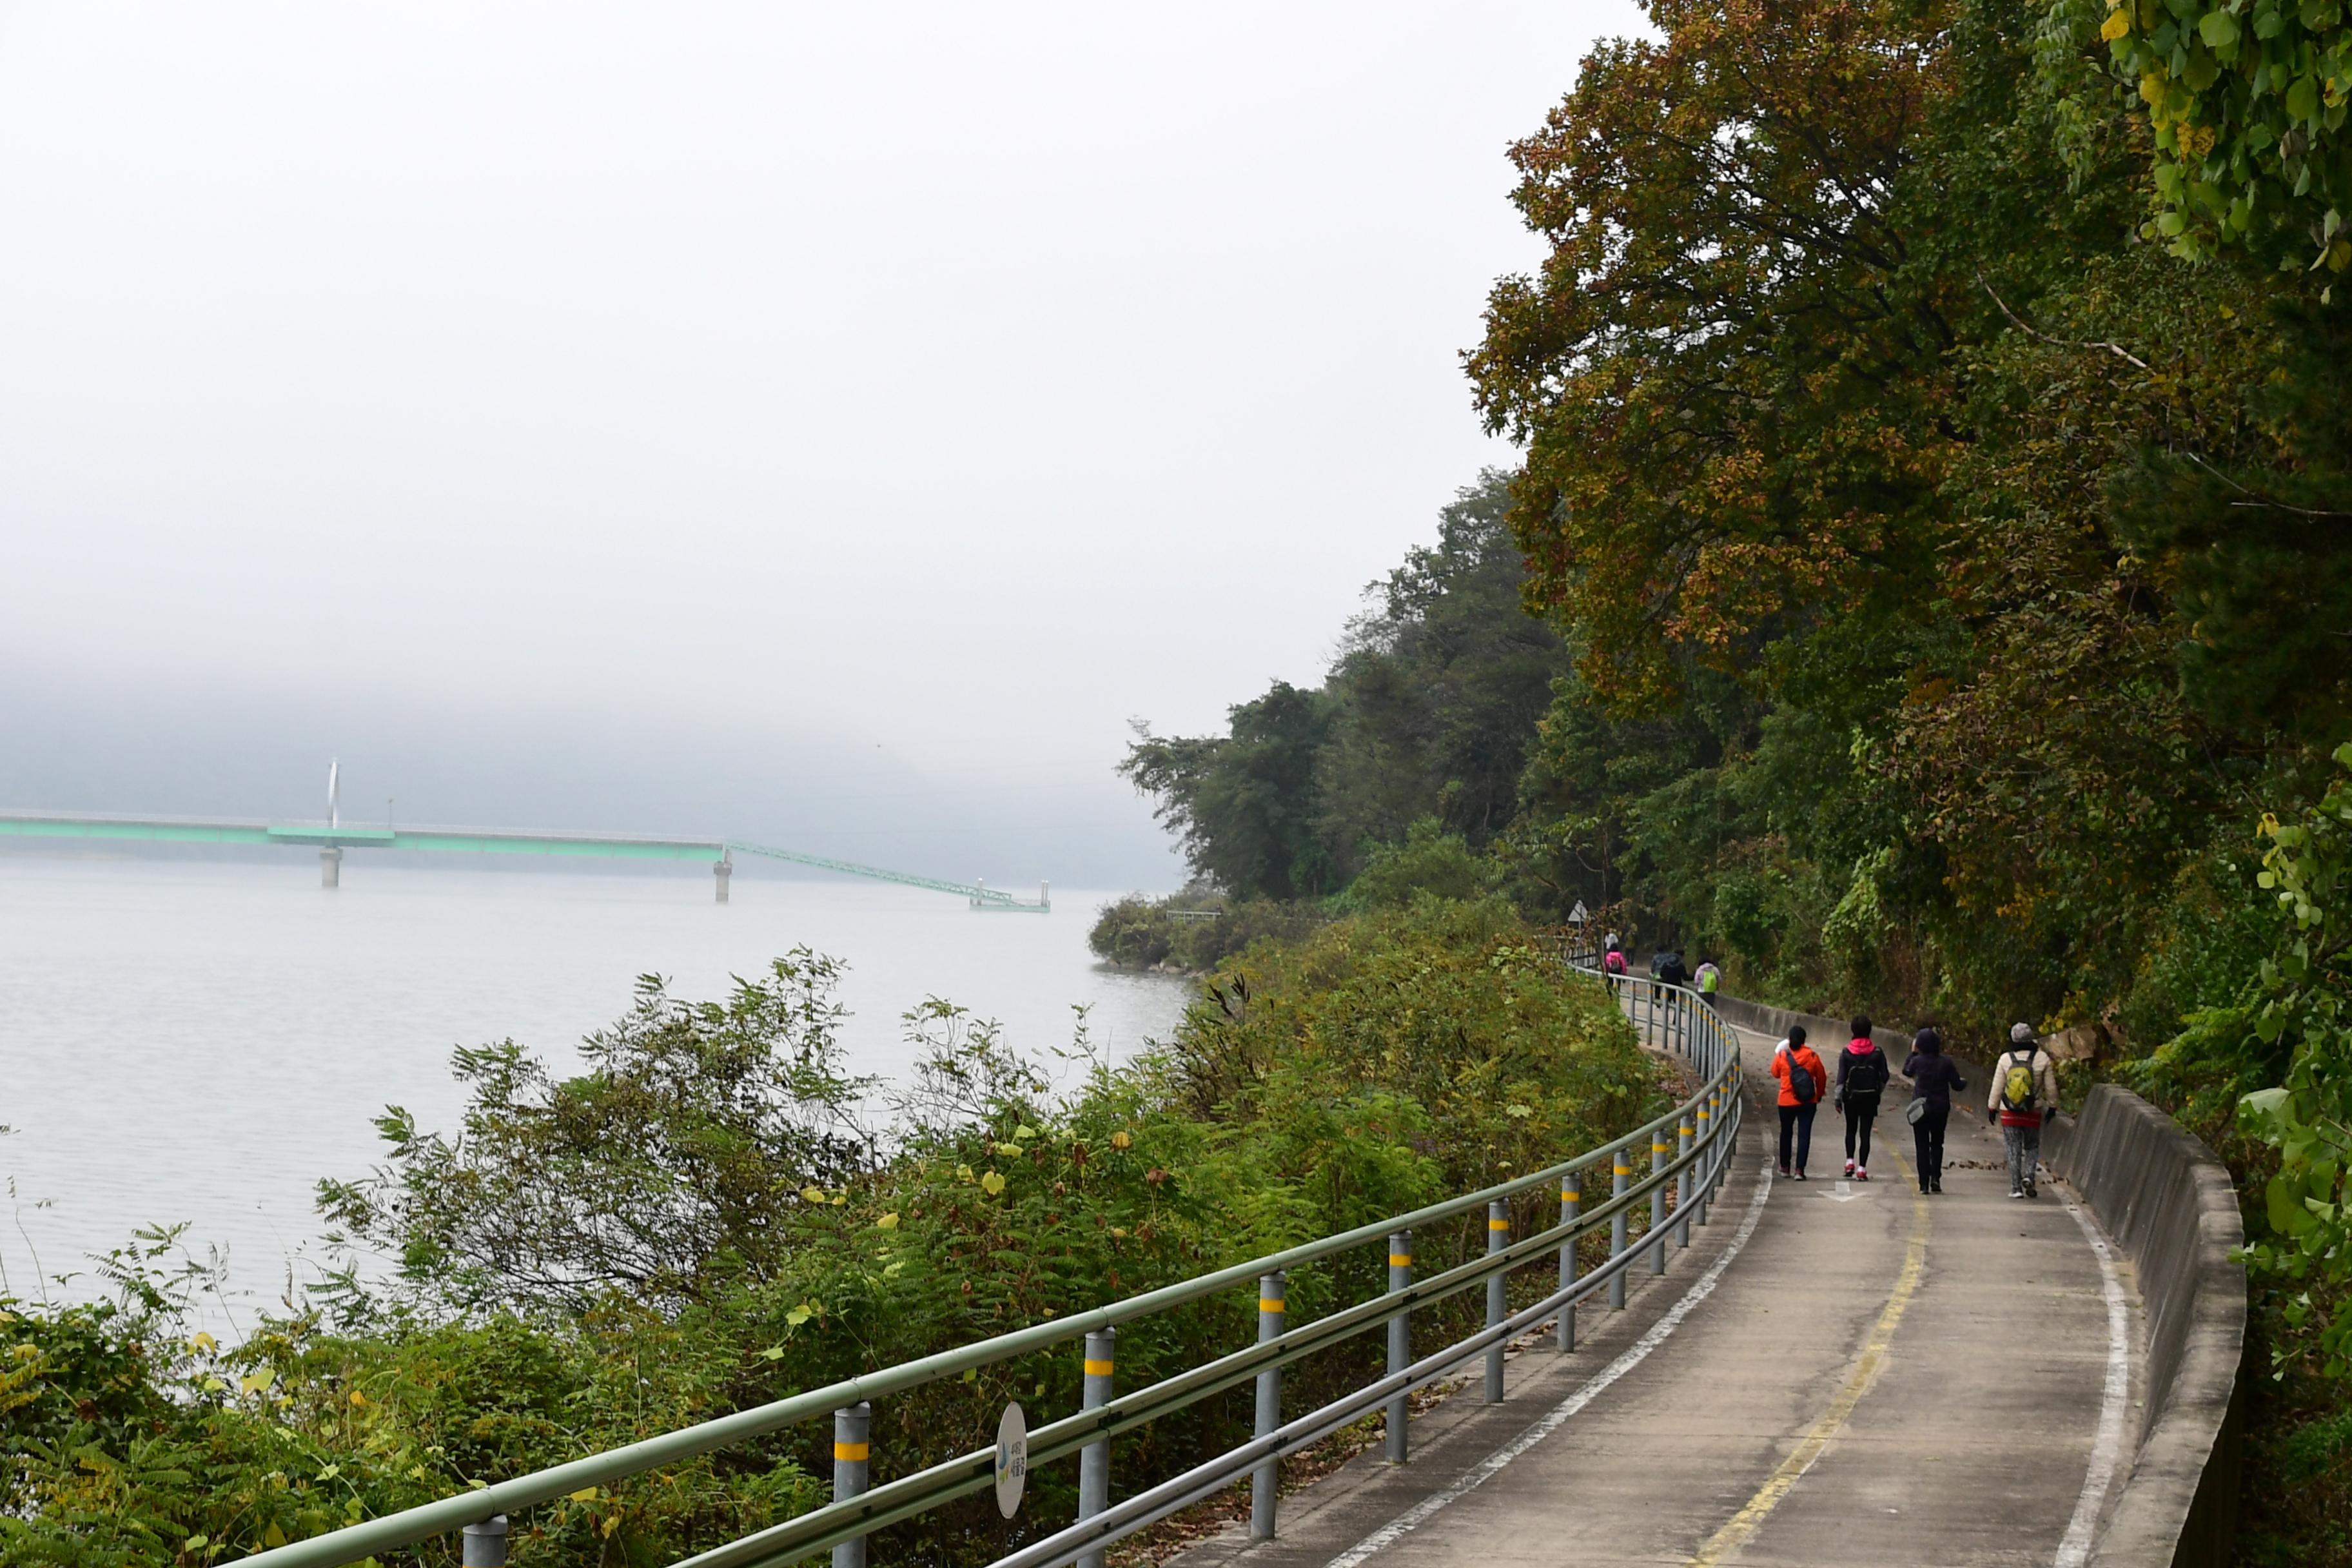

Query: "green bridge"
(0, 810), (1050, 910)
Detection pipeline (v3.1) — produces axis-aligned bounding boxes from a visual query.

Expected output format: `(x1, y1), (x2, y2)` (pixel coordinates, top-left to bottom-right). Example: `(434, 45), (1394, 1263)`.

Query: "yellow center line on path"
(1684, 1153), (1930, 1567)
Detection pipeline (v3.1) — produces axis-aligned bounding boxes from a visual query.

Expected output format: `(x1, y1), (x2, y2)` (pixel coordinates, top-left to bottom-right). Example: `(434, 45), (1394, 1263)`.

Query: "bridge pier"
(320, 846), (342, 888)
(713, 856), (732, 904)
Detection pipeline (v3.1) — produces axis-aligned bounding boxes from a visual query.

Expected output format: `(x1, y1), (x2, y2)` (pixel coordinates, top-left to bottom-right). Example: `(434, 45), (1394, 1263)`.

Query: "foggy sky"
(0, 3), (1645, 888)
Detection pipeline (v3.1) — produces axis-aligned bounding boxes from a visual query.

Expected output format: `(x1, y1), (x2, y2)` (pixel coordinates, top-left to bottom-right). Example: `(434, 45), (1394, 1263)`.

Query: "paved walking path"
(1175, 1022), (2143, 1568)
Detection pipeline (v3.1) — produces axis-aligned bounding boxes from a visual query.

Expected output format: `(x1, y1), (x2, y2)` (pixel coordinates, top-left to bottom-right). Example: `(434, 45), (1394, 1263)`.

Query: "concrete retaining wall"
(2044, 1084), (2247, 1568)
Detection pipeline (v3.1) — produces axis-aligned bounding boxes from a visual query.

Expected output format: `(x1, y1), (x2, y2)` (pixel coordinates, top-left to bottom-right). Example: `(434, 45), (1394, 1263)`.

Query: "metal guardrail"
(231, 946), (1741, 1568)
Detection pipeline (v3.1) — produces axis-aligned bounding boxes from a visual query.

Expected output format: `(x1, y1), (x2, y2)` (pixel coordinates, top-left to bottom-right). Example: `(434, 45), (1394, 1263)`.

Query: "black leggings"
(1912, 1104), (1949, 1188)
(1777, 1103), (1816, 1173)
(1842, 1096), (1880, 1166)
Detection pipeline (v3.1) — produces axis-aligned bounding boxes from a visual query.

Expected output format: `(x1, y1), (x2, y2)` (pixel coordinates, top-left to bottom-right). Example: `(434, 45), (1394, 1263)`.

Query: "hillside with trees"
(1108, 0), (2352, 1551)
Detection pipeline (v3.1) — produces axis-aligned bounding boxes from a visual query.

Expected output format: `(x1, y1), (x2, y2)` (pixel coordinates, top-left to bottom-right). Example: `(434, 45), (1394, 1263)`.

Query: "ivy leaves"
(2095, 0), (2352, 274)
(2234, 743), (2352, 1380)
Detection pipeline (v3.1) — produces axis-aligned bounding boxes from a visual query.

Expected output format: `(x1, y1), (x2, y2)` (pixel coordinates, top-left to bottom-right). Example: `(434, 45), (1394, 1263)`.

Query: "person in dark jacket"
(1834, 1014), (1890, 1179)
(1903, 1026), (1968, 1194)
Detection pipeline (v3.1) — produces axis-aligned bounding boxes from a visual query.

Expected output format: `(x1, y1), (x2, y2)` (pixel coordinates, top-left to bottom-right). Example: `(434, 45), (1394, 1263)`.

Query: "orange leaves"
(1469, 0), (1963, 713)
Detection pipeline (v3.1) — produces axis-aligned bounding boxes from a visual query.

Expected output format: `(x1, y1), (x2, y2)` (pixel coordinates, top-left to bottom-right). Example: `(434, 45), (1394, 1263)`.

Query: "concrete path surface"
(1171, 1024), (2144, 1568)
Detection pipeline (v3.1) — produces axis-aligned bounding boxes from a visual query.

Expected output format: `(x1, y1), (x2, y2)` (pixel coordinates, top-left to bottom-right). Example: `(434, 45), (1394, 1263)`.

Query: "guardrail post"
(1556, 1171), (1580, 1354)
(1385, 1230), (1412, 1462)
(1078, 1328), (1115, 1568)
(1609, 1145), (1630, 1309)
(460, 1516), (507, 1568)
(1676, 1115), (1695, 1249)
(832, 1403), (870, 1568)
(1651, 1129), (1670, 1274)
(1485, 1199), (1509, 1402)
(1251, 1272), (1284, 1540)
(1719, 1086), (1741, 1202)
(1696, 1094), (1714, 1226)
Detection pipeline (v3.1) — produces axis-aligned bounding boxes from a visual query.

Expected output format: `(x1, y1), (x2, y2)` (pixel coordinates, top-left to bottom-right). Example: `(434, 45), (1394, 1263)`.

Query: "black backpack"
(1784, 1048), (1818, 1104)
(1845, 1049), (1887, 1097)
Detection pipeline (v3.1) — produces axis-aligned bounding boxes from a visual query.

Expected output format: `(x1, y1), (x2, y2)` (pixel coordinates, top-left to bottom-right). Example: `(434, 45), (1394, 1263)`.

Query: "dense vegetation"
(1102, 0), (2352, 1554)
(3, 910), (1659, 1567)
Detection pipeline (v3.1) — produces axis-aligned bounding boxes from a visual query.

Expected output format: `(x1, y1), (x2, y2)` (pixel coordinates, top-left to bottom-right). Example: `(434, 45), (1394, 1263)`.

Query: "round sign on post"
(994, 1402), (1028, 1518)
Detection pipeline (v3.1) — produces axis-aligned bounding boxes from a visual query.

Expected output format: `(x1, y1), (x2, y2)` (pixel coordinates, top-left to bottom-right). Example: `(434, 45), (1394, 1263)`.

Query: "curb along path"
(1172, 1016), (2142, 1568)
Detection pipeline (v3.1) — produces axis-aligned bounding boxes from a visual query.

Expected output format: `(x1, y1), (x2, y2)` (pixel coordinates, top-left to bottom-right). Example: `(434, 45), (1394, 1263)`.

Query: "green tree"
(1120, 473), (1569, 899)
(2232, 746), (2352, 1380)
(1119, 681), (1337, 900)
(318, 954), (873, 1313)
(2078, 0), (2352, 270)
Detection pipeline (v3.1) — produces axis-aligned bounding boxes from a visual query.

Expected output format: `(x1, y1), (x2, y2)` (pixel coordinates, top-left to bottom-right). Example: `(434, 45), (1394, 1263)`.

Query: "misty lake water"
(0, 856), (1190, 1318)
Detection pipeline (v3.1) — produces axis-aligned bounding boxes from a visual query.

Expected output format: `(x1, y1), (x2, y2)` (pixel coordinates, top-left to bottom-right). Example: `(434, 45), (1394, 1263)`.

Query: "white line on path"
(1321, 1161), (1777, 1568)
(2054, 1189), (2132, 1568)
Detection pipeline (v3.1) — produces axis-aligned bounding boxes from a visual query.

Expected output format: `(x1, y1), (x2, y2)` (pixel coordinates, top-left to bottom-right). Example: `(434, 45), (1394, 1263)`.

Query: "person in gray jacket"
(1988, 1023), (2061, 1199)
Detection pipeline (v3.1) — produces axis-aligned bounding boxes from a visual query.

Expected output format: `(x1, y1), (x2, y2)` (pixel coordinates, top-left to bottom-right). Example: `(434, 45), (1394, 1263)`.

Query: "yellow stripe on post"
(1487, 1217), (1509, 1231)
(1387, 1252), (1412, 1267)
(1653, 1140), (1669, 1154)
(1083, 1358), (1115, 1376)
(833, 1442), (869, 1462)
(1562, 1188), (1580, 1202)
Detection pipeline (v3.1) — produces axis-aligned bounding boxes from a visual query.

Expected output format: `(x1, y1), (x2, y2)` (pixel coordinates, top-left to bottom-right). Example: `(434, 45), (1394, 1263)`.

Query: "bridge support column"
(1251, 1273), (1284, 1540)
(713, 856), (732, 904)
(1077, 1329), (1113, 1568)
(1609, 1147), (1630, 1309)
(1384, 1231), (1412, 1462)
(1485, 1200), (1509, 1402)
(320, 846), (342, 888)
(831, 1403), (870, 1568)
(1556, 1173), (1580, 1354)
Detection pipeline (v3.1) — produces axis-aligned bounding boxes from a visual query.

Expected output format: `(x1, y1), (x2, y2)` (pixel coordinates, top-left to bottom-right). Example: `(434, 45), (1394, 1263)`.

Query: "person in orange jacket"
(1770, 1024), (1829, 1181)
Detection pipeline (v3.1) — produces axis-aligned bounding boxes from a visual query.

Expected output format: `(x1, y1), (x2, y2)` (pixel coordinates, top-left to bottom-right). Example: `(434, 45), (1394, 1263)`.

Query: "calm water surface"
(0, 857), (1189, 1313)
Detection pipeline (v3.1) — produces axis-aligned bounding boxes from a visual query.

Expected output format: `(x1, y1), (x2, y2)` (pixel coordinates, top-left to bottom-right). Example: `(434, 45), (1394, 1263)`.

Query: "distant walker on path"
(1834, 1014), (1889, 1181)
(1901, 1026), (1967, 1194)
(1990, 1023), (2060, 1199)
(1772, 1025), (1828, 1181)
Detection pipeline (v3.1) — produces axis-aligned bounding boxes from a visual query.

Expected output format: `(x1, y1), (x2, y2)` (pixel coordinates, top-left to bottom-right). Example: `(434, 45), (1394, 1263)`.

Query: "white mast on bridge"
(321, 758), (344, 888)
